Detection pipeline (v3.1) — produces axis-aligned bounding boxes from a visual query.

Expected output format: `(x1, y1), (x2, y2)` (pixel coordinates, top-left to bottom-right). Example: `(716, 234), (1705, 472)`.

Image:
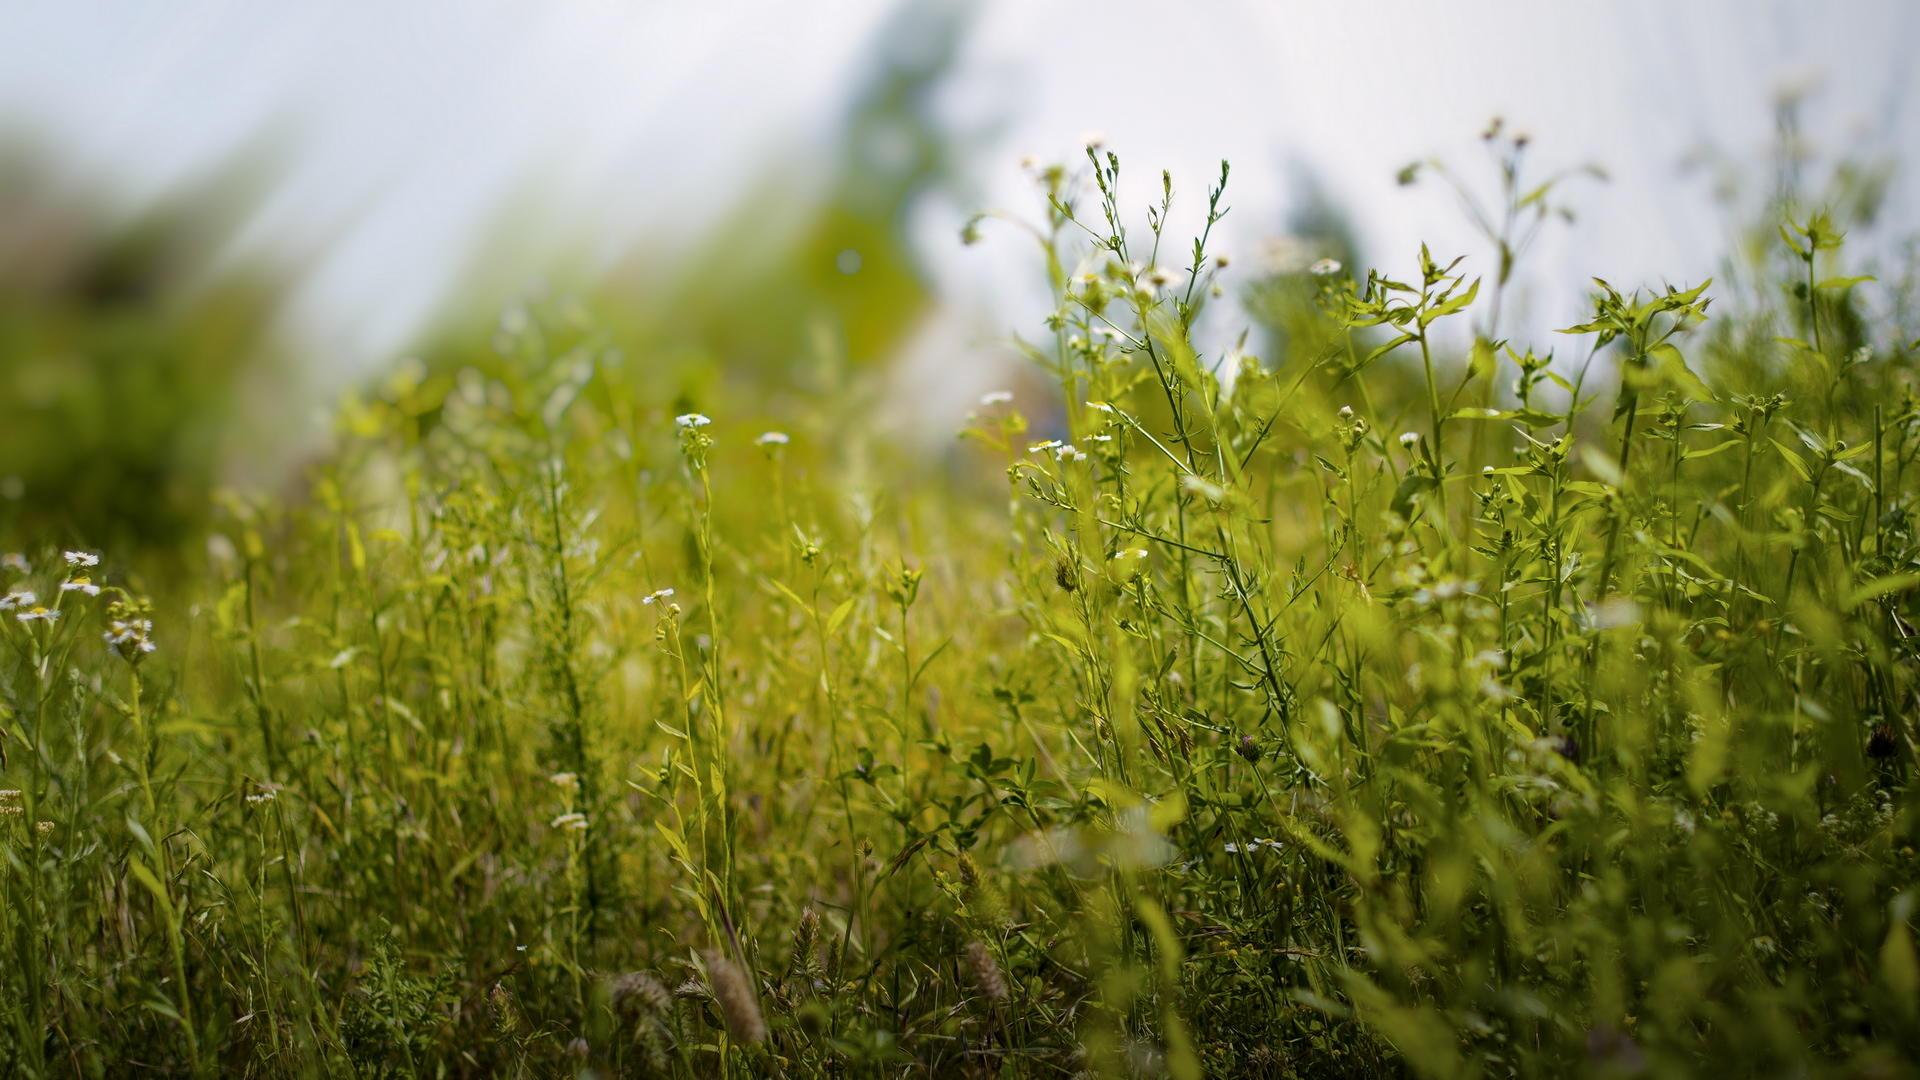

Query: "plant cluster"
(3, 134), (1918, 1077)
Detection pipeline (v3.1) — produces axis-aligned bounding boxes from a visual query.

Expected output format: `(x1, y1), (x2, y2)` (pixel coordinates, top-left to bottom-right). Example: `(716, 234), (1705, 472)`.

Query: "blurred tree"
(0, 140), (294, 552)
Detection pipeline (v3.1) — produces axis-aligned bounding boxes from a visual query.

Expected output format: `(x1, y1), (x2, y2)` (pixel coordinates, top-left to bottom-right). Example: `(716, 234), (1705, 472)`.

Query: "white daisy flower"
(63, 551), (99, 568)
(674, 413), (711, 429)
(1, 553), (27, 574)
(1399, 431), (1422, 448)
(60, 578), (101, 597)
(16, 607), (59, 623)
(1309, 258), (1343, 276)
(978, 390), (1014, 407)
(551, 811), (589, 832)
(0, 589), (35, 611)
(641, 587), (676, 606)
(755, 431), (790, 447)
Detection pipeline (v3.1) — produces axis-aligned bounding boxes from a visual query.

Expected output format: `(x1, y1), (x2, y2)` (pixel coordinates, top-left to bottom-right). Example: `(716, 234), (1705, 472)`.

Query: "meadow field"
(3, 130), (1919, 1077)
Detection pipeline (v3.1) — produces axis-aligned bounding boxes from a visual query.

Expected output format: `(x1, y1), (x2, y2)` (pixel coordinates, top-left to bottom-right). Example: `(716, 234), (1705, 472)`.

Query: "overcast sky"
(2, 1), (1915, 385)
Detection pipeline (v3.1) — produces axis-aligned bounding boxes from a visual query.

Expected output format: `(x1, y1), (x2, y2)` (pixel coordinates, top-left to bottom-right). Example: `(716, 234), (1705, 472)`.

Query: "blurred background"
(1, 0), (1917, 546)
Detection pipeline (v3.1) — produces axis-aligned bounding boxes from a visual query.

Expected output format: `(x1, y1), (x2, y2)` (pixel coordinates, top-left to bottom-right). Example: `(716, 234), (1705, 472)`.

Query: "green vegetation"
(3, 130), (1919, 1077)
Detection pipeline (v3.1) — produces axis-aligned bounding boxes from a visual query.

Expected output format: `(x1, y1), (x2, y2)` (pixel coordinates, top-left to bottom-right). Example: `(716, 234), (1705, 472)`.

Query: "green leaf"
(1816, 275), (1874, 291)
(1844, 573), (1920, 609)
(1647, 342), (1713, 401)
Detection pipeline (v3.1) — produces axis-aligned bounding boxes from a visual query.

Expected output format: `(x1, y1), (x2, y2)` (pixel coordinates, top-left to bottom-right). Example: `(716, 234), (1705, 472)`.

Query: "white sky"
(2, 1), (1915, 389)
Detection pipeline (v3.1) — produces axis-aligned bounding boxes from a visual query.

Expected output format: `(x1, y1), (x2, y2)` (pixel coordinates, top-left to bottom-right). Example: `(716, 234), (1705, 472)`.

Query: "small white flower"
(0, 589), (34, 611)
(549, 771), (580, 790)
(1028, 439), (1063, 454)
(103, 617), (155, 657)
(60, 578), (101, 597)
(245, 790), (277, 805)
(16, 607), (58, 623)
(1085, 401), (1115, 414)
(641, 587), (676, 606)
(1482, 465), (1495, 476)
(674, 413), (711, 429)
(1399, 431), (1421, 449)
(63, 551), (99, 568)
(1337, 405), (1354, 420)
(1145, 266), (1178, 289)
(1309, 258), (1343, 277)
(1079, 129), (1107, 150)
(551, 811), (589, 832)
(978, 390), (1014, 407)
(755, 431), (790, 447)
(1214, 252), (1231, 269)
(1, 553), (27, 574)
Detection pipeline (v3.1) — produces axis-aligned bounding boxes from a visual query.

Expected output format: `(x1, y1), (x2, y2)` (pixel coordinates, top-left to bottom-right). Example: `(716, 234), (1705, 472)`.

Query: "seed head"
(703, 952), (767, 1044)
(1867, 723), (1898, 760)
(964, 940), (1008, 1003)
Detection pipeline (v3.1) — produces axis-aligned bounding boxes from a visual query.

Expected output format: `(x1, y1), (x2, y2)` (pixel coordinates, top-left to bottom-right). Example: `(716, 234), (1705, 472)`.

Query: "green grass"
(3, 135), (1919, 1077)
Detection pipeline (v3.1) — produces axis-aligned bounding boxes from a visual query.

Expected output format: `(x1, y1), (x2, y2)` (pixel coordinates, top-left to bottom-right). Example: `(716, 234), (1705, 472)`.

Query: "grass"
(2, 131), (1919, 1077)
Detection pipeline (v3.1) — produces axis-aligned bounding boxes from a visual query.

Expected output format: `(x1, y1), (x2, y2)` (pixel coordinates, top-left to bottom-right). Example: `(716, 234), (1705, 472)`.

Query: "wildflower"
(1399, 431), (1422, 449)
(704, 952), (767, 1044)
(1214, 252), (1231, 269)
(16, 607), (58, 623)
(754, 431), (790, 447)
(674, 413), (711, 429)
(1079, 129), (1107, 151)
(61, 577), (101, 597)
(1224, 838), (1284, 854)
(63, 551), (100, 568)
(1086, 401), (1115, 413)
(103, 615), (156, 658)
(1309, 257), (1343, 276)
(0, 805), (19, 816)
(1337, 405), (1354, 420)
(1145, 265), (1178, 289)
(979, 390), (1014, 407)
(0, 589), (35, 611)
(1028, 439), (1063, 454)
(1, 553), (26, 574)
(551, 811), (589, 832)
(1235, 734), (1263, 763)
(245, 789), (277, 805)
(964, 940), (1009, 1003)
(0, 790), (19, 804)
(641, 587), (676, 606)
(550, 771), (580, 791)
